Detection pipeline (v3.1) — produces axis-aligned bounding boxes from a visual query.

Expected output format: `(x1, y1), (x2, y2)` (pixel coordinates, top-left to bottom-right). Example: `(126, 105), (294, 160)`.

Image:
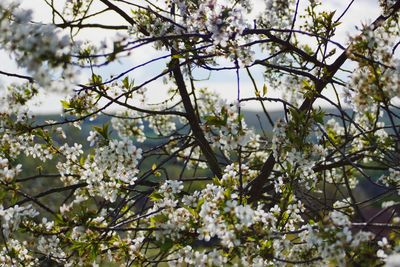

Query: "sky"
(0, 0), (381, 113)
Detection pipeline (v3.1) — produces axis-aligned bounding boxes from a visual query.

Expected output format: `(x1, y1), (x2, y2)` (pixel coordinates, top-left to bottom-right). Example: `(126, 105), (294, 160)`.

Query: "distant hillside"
(31, 108), (400, 143)
(31, 109), (284, 139)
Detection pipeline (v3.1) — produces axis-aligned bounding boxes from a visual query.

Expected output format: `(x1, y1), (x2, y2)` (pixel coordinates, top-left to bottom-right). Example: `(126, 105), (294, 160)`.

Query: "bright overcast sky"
(0, 0), (381, 113)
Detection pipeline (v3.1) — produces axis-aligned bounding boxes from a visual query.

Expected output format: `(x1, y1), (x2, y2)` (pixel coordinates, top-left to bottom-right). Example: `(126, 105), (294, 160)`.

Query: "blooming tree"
(1, 0), (400, 266)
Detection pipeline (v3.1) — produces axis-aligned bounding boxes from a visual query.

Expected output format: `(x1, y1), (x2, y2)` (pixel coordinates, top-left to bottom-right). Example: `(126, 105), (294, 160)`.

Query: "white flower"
(378, 249), (387, 259)
(87, 131), (98, 147)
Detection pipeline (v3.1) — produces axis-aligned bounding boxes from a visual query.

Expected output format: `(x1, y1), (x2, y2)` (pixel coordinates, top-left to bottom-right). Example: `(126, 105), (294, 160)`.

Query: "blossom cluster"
(0, 239), (38, 266)
(131, 0), (255, 64)
(183, 0), (247, 47)
(0, 157), (21, 183)
(348, 25), (400, 111)
(0, 1), (77, 89)
(57, 138), (142, 202)
(140, 165), (378, 266)
(111, 110), (147, 142)
(0, 204), (38, 238)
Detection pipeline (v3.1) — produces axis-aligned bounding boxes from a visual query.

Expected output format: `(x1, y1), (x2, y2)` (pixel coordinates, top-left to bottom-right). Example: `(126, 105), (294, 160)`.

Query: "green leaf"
(35, 129), (46, 139)
(172, 54), (184, 59)
(122, 76), (130, 89)
(262, 84), (268, 96)
(197, 198), (205, 210)
(212, 176), (221, 186)
(54, 213), (65, 224)
(303, 44), (313, 55)
(313, 108), (325, 124)
(90, 244), (99, 260)
(91, 74), (103, 85)
(79, 157), (86, 165)
(122, 76), (134, 90)
(149, 191), (163, 201)
(204, 115), (226, 127)
(93, 123), (110, 139)
(60, 100), (70, 109)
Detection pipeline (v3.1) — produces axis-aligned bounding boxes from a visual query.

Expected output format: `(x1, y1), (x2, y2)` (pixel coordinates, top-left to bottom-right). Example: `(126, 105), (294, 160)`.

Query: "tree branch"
(247, 0), (400, 203)
(171, 57), (222, 178)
